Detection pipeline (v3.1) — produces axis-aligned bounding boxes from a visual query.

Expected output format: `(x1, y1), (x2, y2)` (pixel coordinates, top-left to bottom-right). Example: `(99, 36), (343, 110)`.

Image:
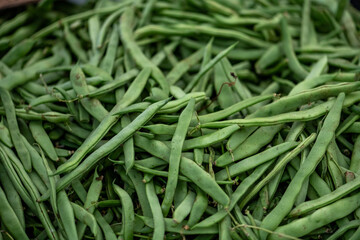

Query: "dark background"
(352, 0), (360, 10)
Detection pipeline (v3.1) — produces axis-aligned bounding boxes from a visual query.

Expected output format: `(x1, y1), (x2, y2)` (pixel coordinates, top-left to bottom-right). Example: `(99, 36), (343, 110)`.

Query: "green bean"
(0, 61), (12, 76)
(240, 133), (316, 209)
(0, 12), (29, 37)
(126, 168), (153, 218)
(183, 125), (239, 150)
(22, 136), (49, 186)
(216, 124), (283, 167)
(57, 191), (78, 240)
(193, 38), (213, 93)
(327, 150), (345, 188)
(201, 90), (360, 129)
(120, 7), (169, 96)
(271, 192), (360, 239)
(139, 0), (157, 27)
(53, 86), (79, 120)
(3, 1), (360, 239)
(0, 108), (69, 123)
(146, 180), (165, 240)
(290, 56), (328, 95)
(54, 67), (149, 175)
(0, 186), (29, 240)
(161, 98), (195, 216)
(32, 1), (132, 39)
(167, 47), (204, 85)
(71, 202), (101, 239)
(97, 9), (124, 49)
(29, 121), (58, 161)
(197, 94), (274, 124)
(0, 163), (25, 229)
(0, 144), (58, 240)
(81, 63), (113, 82)
(71, 180), (87, 203)
(349, 226), (360, 240)
(113, 183), (134, 240)
(0, 88), (31, 171)
(94, 210), (117, 240)
(38, 148), (58, 217)
(193, 161), (273, 229)
(93, 199), (121, 208)
(289, 173), (360, 217)
(40, 98), (169, 200)
(135, 24), (271, 48)
(0, 118), (12, 148)
(121, 115), (135, 173)
(112, 92), (205, 116)
(281, 17), (308, 80)
(0, 55), (63, 90)
(151, 40), (179, 67)
(88, 15), (100, 52)
(76, 169), (103, 239)
(226, 83), (358, 160)
(184, 42), (237, 93)
(255, 43), (283, 74)
(139, 215), (219, 235)
(215, 61), (240, 109)
(0, 151), (36, 214)
(216, 141), (297, 180)
(99, 26), (119, 74)
(181, 38), (265, 61)
(300, 0), (315, 47)
(350, 135), (360, 174)
(56, 122), (90, 139)
(134, 163), (186, 182)
(260, 92), (345, 239)
(64, 24), (88, 63)
(327, 220), (360, 240)
(87, 68), (140, 97)
(193, 148), (204, 166)
(24, 48), (46, 68)
(134, 135), (230, 206)
(68, 65), (108, 122)
(253, 82), (360, 118)
(185, 187), (208, 229)
(173, 190), (196, 225)
(1, 39), (35, 67)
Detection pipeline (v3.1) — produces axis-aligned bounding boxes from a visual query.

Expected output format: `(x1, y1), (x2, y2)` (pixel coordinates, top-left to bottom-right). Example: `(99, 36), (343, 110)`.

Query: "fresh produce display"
(0, 0), (360, 239)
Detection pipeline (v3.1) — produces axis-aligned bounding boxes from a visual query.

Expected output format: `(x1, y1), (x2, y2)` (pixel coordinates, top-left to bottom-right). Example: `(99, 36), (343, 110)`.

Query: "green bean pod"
(260, 92), (345, 239)
(57, 191), (78, 240)
(113, 183), (135, 240)
(0, 88), (31, 171)
(0, 186), (29, 240)
(161, 98), (195, 216)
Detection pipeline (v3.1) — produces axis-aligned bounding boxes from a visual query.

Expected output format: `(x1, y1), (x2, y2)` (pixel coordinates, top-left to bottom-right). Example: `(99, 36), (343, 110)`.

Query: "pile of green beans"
(1, 0), (360, 239)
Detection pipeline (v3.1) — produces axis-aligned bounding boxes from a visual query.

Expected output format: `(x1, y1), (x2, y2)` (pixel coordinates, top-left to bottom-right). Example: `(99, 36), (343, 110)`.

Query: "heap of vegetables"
(0, 0), (360, 239)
